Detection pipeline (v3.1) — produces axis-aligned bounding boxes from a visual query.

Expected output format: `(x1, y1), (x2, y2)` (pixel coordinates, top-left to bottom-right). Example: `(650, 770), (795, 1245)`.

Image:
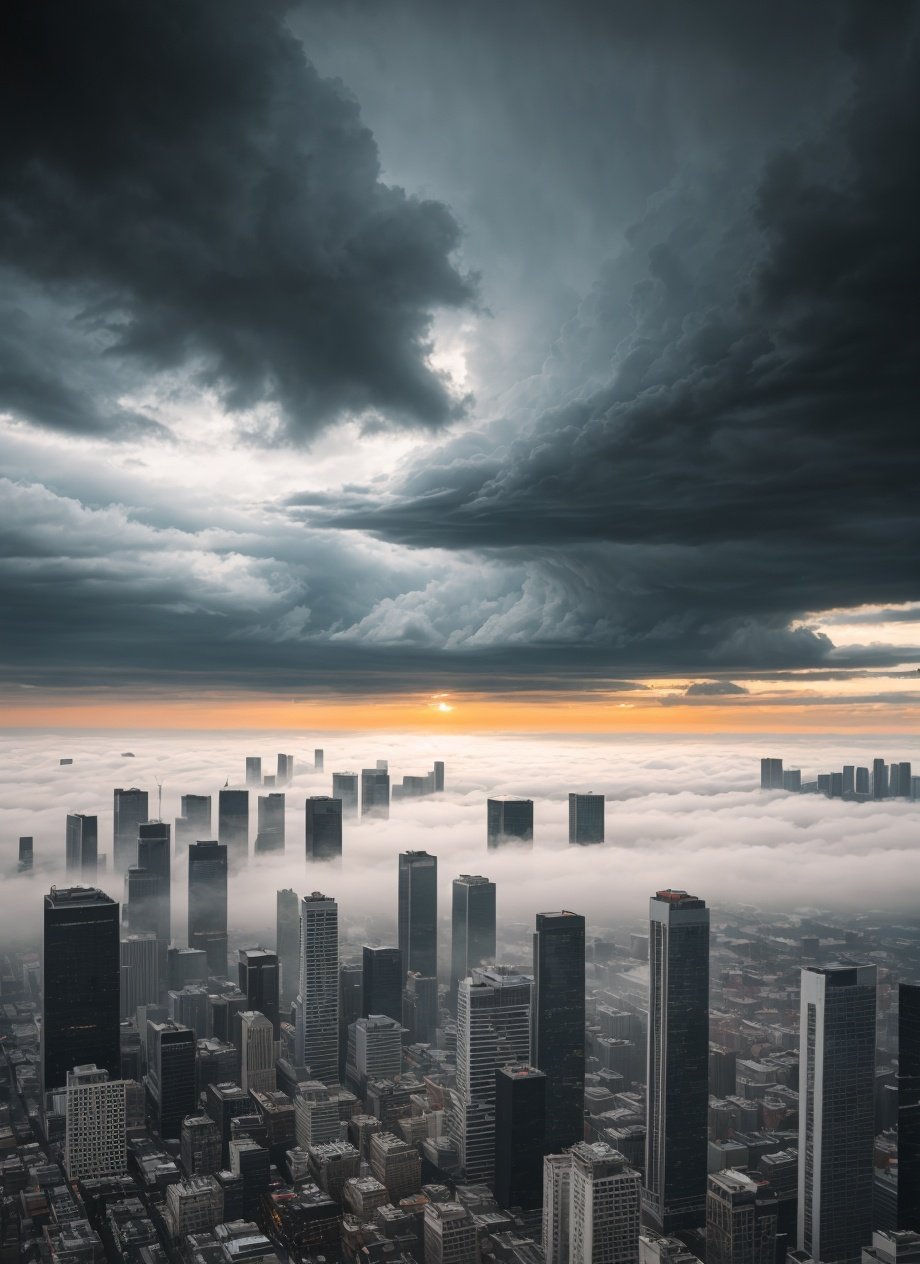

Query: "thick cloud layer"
(0, 0), (473, 439)
(2, 733), (918, 953)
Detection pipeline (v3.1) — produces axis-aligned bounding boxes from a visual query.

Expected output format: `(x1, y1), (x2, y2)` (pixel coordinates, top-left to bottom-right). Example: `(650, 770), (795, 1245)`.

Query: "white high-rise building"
(351, 1014), (402, 1090)
(798, 962), (877, 1264)
(450, 966), (531, 1183)
(63, 1064), (130, 1181)
(295, 891), (339, 1084)
(240, 1011), (276, 1094)
(570, 1141), (641, 1264)
(544, 1152), (574, 1264)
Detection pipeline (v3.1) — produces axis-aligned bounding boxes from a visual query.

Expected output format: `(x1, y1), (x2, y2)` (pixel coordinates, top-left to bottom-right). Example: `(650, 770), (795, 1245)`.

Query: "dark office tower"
(487, 797), (534, 848)
(432, 760), (445, 793)
(276, 888), (301, 1010)
(339, 962), (363, 1080)
(65, 812), (98, 879)
(568, 793), (605, 845)
(361, 768), (390, 820)
(450, 875), (497, 1010)
(403, 973), (438, 1045)
(856, 766), (870, 794)
(187, 841), (228, 976)
(532, 910), (585, 1154)
(175, 794), (211, 851)
(898, 981), (920, 1230)
(147, 1020), (196, 1140)
(124, 866), (159, 935)
(137, 822), (171, 944)
(398, 851), (438, 979)
(760, 758), (784, 790)
(798, 962), (876, 1264)
(218, 788), (249, 868)
(245, 757), (262, 787)
(314, 749), (324, 772)
(276, 753), (294, 786)
(255, 793), (285, 854)
(494, 1065), (546, 1213)
(890, 763), (901, 797)
(873, 758), (889, 799)
(42, 887), (121, 1094)
(362, 946), (404, 1024)
(332, 772), (359, 819)
(306, 797), (343, 862)
(782, 769), (802, 792)
(295, 892), (339, 1084)
(842, 766), (855, 795)
(643, 889), (710, 1234)
(114, 787), (148, 871)
(238, 948), (280, 1039)
(18, 836), (33, 871)
(830, 772), (844, 798)
(898, 762), (912, 798)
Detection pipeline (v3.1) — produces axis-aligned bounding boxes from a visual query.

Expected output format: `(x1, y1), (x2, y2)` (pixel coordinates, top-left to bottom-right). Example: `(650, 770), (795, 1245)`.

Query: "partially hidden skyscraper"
(798, 962), (877, 1264)
(362, 945), (403, 1025)
(218, 788), (249, 868)
(450, 874), (496, 1012)
(137, 821), (171, 945)
(305, 796), (343, 862)
(114, 787), (148, 872)
(487, 797), (534, 847)
(533, 910), (586, 1153)
(361, 768), (390, 820)
(187, 841), (228, 975)
(43, 887), (121, 1095)
(295, 892), (339, 1084)
(398, 851), (438, 979)
(65, 812), (98, 880)
(568, 793), (605, 845)
(642, 889), (710, 1233)
(276, 887), (301, 1010)
(332, 772), (359, 819)
(255, 792), (285, 854)
(898, 980), (920, 1231)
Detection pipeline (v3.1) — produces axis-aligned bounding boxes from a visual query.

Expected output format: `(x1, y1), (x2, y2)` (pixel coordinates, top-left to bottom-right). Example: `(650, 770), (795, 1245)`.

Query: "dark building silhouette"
(450, 874), (496, 1011)
(65, 812), (98, 880)
(114, 787), (148, 872)
(362, 945), (403, 1025)
(433, 761), (445, 793)
(238, 948), (280, 1038)
(314, 749), (324, 772)
(245, 757), (262, 787)
(147, 1019), (196, 1140)
(276, 753), (294, 786)
(533, 910), (585, 1153)
(18, 835), (33, 871)
(398, 851), (438, 979)
(898, 981), (920, 1230)
(305, 796), (343, 862)
(43, 886), (121, 1094)
(494, 1064), (546, 1212)
(187, 841), (228, 975)
(403, 972), (439, 1045)
(361, 768), (390, 820)
(137, 822), (171, 944)
(332, 771), (359, 819)
(276, 887), (301, 1010)
(760, 759), (784, 790)
(175, 794), (211, 851)
(255, 792), (285, 853)
(568, 793), (605, 845)
(873, 758), (889, 799)
(643, 889), (710, 1234)
(856, 766), (870, 794)
(487, 797), (533, 848)
(218, 788), (249, 867)
(124, 866), (159, 936)
(338, 962), (363, 1081)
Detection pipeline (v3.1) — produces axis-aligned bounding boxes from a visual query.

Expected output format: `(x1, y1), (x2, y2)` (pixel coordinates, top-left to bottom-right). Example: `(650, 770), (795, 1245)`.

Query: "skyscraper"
(276, 753), (294, 785)
(643, 890), (710, 1234)
(147, 1019), (196, 1140)
(114, 787), (148, 871)
(43, 887), (121, 1094)
(124, 866), (159, 935)
(18, 835), (33, 871)
(362, 945), (403, 1025)
(295, 892), (339, 1084)
(450, 874), (497, 1011)
(494, 1064), (546, 1212)
(120, 932), (159, 1017)
(187, 841), (228, 975)
(175, 794), (211, 851)
(305, 796), (343, 862)
(398, 850), (438, 979)
(873, 758), (889, 799)
(361, 768), (390, 819)
(544, 1152), (573, 1264)
(245, 757), (262, 787)
(487, 797), (534, 847)
(338, 961), (363, 1081)
(240, 1011), (276, 1093)
(314, 749), (324, 772)
(218, 788), (249, 867)
(255, 792), (285, 853)
(533, 910), (586, 1153)
(403, 972), (438, 1045)
(706, 1170), (778, 1264)
(570, 1141), (641, 1264)
(332, 771), (359, 819)
(898, 981), (920, 1230)
(63, 1064), (133, 1181)
(137, 821), (171, 944)
(276, 887), (301, 1010)
(66, 812), (98, 879)
(239, 948), (280, 1038)
(568, 793), (605, 845)
(433, 760), (445, 792)
(798, 962), (877, 1264)
(759, 759), (783, 790)
(451, 967), (532, 1183)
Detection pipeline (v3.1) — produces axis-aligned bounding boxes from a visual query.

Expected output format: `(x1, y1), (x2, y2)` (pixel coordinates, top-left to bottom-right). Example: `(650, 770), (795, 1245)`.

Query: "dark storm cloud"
(328, 3), (920, 674)
(0, 0), (473, 439)
(684, 681), (749, 697)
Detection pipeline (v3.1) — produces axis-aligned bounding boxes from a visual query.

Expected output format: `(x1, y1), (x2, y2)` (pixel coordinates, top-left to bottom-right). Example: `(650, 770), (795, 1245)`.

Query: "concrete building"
(570, 1142), (641, 1264)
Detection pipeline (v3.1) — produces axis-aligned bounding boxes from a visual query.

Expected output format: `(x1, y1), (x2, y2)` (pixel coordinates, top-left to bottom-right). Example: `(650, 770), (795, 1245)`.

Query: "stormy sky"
(1, 0), (919, 723)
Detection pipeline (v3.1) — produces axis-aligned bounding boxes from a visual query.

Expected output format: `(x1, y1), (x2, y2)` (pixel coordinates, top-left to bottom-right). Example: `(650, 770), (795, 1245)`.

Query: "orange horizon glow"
(2, 690), (920, 733)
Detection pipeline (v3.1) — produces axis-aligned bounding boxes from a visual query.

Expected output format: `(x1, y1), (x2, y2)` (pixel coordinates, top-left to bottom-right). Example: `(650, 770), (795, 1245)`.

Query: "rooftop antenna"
(155, 777), (163, 823)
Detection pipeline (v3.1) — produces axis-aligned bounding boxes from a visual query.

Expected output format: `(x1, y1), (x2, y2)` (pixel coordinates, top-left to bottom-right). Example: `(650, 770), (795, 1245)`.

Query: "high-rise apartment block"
(295, 892), (339, 1084)
(63, 1064), (132, 1181)
(570, 1141), (641, 1264)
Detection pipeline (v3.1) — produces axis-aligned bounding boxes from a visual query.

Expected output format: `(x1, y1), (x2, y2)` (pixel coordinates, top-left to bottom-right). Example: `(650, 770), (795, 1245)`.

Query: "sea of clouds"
(1, 731), (918, 955)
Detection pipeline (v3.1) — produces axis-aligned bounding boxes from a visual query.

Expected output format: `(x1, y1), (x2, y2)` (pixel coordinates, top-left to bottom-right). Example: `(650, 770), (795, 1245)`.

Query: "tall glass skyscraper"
(175, 793), (211, 851)
(295, 892), (339, 1084)
(642, 889), (710, 1233)
(305, 796), (343, 862)
(65, 812), (98, 880)
(137, 822), (171, 945)
(238, 947), (280, 1038)
(276, 887), (301, 1010)
(398, 851), (438, 979)
(798, 962), (877, 1264)
(361, 768), (390, 820)
(450, 874), (497, 1011)
(533, 910), (586, 1153)
(187, 840), (228, 975)
(568, 793), (605, 845)
(487, 797), (533, 848)
(43, 887), (121, 1094)
(218, 788), (249, 868)
(362, 945), (403, 1024)
(255, 792), (285, 853)
(898, 980), (920, 1230)
(332, 771), (359, 818)
(113, 786), (148, 872)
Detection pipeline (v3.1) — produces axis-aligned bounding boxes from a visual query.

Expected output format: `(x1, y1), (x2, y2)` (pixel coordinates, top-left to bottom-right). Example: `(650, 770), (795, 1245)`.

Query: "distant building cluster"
(761, 756), (919, 800)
